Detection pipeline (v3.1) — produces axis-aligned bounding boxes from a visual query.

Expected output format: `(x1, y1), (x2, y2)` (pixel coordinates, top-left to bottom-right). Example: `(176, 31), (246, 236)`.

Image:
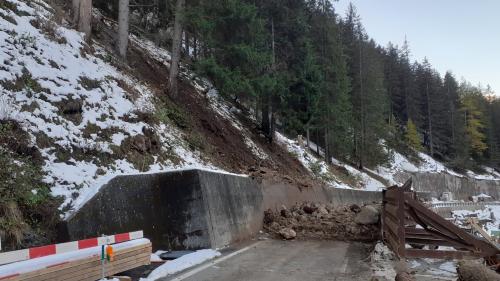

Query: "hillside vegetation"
(1, 0), (500, 251)
(100, 0), (500, 173)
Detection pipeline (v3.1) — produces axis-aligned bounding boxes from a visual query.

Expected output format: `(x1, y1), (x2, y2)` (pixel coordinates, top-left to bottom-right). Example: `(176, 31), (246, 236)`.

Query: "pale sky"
(334, 0), (499, 95)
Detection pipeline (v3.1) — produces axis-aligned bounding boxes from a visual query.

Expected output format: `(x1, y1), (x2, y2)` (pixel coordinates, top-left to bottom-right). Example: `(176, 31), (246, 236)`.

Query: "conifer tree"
(405, 119), (422, 151)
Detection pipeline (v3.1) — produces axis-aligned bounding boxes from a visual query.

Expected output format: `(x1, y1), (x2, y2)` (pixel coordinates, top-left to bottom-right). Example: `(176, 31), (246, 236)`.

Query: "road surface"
(162, 239), (374, 281)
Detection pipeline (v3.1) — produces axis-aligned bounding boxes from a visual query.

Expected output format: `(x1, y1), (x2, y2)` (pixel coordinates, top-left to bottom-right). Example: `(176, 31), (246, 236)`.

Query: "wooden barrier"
(382, 179), (500, 262)
(0, 240), (151, 281)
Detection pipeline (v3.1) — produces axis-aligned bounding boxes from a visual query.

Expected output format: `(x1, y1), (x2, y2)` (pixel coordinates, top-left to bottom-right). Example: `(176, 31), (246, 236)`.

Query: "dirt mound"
(263, 202), (381, 242)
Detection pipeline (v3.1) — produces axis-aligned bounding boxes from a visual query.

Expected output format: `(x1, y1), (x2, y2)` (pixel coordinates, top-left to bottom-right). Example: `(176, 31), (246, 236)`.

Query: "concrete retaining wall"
(64, 170), (263, 250)
(395, 171), (500, 200)
(64, 169), (383, 250)
(261, 181), (382, 211)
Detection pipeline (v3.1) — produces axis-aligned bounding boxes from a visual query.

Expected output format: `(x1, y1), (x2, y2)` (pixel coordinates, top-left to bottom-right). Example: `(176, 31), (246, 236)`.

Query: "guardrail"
(429, 202), (500, 209)
(0, 231), (144, 265)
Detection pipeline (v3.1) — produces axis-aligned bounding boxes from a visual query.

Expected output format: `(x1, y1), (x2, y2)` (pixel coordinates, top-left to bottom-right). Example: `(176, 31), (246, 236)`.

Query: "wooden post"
(398, 189), (406, 258)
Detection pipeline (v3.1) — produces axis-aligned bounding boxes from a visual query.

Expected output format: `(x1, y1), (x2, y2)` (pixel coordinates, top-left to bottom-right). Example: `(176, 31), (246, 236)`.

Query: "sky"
(333, 0), (500, 95)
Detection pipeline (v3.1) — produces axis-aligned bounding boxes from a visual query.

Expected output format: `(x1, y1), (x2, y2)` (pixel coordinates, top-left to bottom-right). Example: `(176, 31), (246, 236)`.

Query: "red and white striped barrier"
(0, 230), (143, 265)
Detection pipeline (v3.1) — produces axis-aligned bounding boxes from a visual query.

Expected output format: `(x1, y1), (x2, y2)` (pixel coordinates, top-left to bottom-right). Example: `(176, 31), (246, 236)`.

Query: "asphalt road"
(162, 239), (374, 281)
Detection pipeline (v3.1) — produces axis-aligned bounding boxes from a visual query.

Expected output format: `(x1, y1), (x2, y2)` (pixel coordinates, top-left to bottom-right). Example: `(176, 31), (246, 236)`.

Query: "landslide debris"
(263, 202), (381, 241)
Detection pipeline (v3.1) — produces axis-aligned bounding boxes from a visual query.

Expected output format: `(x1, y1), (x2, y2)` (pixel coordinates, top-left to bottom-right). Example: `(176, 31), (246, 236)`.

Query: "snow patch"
(141, 249), (221, 281)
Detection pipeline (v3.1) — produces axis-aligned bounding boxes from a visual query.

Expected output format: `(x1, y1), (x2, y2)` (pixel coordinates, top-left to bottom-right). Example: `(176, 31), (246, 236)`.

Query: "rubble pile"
(263, 202), (381, 241)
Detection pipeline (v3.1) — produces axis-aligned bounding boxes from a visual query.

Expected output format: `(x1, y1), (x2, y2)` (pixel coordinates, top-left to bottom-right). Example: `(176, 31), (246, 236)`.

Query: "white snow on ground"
(371, 242), (457, 280)
(331, 157), (385, 191)
(370, 147), (500, 186)
(140, 249), (221, 281)
(275, 133), (385, 190)
(0, 0), (230, 217)
(275, 132), (353, 189)
(0, 238), (151, 278)
(370, 242), (397, 280)
(451, 205), (500, 236)
(408, 258), (457, 280)
(150, 253), (163, 262)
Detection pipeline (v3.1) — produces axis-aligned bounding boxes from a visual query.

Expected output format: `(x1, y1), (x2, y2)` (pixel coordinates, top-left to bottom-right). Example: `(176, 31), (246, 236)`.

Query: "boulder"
(279, 228), (296, 240)
(355, 205), (380, 225)
(316, 206), (329, 215)
(280, 208), (292, 218)
(303, 204), (317, 214)
(457, 261), (499, 281)
(350, 204), (362, 213)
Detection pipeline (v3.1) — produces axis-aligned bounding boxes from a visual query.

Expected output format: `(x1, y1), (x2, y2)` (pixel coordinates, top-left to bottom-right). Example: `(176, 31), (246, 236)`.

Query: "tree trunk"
(72, 0), (80, 24)
(168, 0), (185, 98)
(261, 95), (270, 139)
(306, 127), (310, 149)
(185, 32), (190, 57)
(324, 128), (330, 164)
(118, 0), (129, 59)
(193, 35), (198, 60)
(316, 130), (320, 155)
(78, 0), (92, 40)
(358, 34), (364, 169)
(268, 18), (276, 143)
(426, 81), (434, 156)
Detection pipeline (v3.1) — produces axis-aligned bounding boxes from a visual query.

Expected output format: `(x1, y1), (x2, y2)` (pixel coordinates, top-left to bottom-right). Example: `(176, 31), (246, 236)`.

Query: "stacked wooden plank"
(0, 239), (151, 281)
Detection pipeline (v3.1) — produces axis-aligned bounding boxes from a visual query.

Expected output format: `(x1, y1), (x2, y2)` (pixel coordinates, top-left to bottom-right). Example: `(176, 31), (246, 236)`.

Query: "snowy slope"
(275, 133), (385, 191)
(371, 149), (500, 186)
(0, 0), (228, 217)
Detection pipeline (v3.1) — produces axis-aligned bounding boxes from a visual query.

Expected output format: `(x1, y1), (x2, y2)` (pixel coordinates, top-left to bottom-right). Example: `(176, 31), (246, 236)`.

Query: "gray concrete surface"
(395, 171), (500, 200)
(63, 169), (263, 250)
(163, 240), (374, 281)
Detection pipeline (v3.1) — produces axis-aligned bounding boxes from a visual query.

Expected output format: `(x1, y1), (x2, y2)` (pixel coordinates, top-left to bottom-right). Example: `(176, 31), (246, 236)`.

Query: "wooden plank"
(405, 249), (478, 259)
(33, 252), (150, 281)
(383, 197), (398, 204)
(384, 216), (399, 239)
(15, 243), (151, 281)
(22, 246), (151, 281)
(405, 237), (475, 249)
(384, 204), (399, 220)
(385, 228), (400, 254)
(59, 252), (150, 281)
(397, 189), (406, 258)
(405, 195), (483, 248)
(385, 191), (399, 200)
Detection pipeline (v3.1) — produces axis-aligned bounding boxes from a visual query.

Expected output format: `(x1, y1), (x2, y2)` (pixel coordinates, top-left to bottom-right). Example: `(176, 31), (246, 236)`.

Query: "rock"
(317, 206), (329, 215)
(297, 215), (307, 222)
(303, 204), (317, 214)
(355, 205), (380, 225)
(131, 135), (148, 153)
(350, 204), (361, 213)
(263, 209), (275, 224)
(279, 228), (296, 240)
(457, 261), (499, 281)
(269, 222), (280, 230)
(281, 209), (292, 218)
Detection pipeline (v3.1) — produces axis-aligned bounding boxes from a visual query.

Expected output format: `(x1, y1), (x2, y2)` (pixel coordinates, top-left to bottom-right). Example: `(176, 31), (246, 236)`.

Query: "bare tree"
(118, 0), (129, 59)
(72, 0), (80, 24)
(72, 0), (92, 40)
(169, 0), (185, 98)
